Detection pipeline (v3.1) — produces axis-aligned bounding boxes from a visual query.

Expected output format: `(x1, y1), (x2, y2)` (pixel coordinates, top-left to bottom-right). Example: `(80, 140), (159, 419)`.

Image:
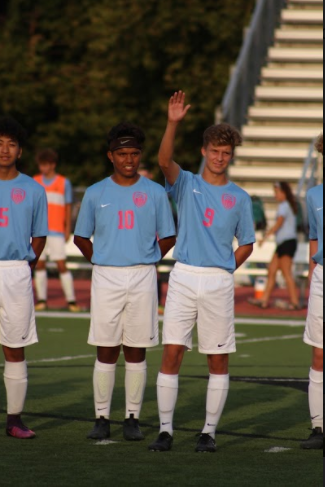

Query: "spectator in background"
(249, 182), (300, 310)
(251, 195), (267, 232)
(34, 149), (80, 312)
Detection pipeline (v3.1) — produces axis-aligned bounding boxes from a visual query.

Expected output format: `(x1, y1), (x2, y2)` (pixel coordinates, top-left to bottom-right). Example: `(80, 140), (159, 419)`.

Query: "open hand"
(168, 91), (191, 123)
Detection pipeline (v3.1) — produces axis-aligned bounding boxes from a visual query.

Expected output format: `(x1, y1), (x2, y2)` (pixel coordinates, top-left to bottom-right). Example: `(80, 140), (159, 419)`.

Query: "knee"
(57, 262), (68, 274)
(208, 354), (229, 375)
(312, 349), (323, 372)
(161, 346), (184, 374)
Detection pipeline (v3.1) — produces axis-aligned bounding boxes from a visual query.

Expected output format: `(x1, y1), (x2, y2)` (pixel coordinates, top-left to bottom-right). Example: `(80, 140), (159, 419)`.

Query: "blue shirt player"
(149, 91), (255, 454)
(74, 122), (176, 442)
(0, 117), (48, 440)
(301, 134), (324, 450)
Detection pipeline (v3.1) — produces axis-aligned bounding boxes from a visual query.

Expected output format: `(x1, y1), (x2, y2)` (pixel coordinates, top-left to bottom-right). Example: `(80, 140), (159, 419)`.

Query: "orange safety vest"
(34, 174), (67, 234)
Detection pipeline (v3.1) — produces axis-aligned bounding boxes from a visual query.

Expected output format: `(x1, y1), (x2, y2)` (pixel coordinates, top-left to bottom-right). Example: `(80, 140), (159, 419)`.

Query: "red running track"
(33, 279), (308, 319)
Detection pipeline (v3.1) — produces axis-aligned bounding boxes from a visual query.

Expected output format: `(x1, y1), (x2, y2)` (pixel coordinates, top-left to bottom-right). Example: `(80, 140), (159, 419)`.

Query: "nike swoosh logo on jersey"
(316, 207), (323, 211)
(101, 204), (111, 208)
(193, 189), (203, 195)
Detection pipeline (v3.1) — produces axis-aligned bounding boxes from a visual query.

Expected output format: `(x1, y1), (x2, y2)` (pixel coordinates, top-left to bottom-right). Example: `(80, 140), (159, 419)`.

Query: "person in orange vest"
(34, 149), (80, 312)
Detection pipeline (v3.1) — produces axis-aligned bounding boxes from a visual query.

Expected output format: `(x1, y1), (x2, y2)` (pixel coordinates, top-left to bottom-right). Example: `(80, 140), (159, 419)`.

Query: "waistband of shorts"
(0, 260), (29, 268)
(93, 264), (155, 271)
(174, 262), (231, 275)
(315, 263), (323, 270)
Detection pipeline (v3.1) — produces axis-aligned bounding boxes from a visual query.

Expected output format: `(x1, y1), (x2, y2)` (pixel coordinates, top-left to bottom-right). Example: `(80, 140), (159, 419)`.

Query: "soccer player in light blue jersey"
(74, 122), (176, 442)
(149, 91), (255, 453)
(0, 117), (48, 439)
(301, 134), (323, 450)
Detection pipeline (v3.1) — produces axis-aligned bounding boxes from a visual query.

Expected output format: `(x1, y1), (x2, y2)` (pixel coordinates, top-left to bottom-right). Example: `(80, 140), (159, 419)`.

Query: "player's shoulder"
(228, 181), (252, 202)
(307, 183), (323, 200)
(85, 178), (108, 196)
(140, 177), (165, 195)
(20, 173), (46, 194)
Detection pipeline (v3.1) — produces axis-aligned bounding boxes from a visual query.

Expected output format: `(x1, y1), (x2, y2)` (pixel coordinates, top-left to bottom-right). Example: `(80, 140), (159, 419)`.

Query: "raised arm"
(159, 91), (191, 186)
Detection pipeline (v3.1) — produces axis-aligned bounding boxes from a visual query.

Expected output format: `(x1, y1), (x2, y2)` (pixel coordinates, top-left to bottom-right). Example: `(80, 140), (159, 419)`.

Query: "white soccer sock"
(93, 360), (116, 419)
(202, 374), (230, 439)
(34, 269), (48, 302)
(125, 361), (147, 419)
(4, 361), (28, 415)
(157, 373), (179, 436)
(309, 368), (323, 430)
(60, 271), (76, 303)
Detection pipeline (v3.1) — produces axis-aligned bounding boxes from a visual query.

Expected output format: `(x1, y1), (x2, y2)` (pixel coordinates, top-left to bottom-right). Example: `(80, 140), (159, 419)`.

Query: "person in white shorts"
(0, 117), (48, 439)
(74, 122), (176, 442)
(149, 91), (255, 453)
(34, 149), (80, 312)
(301, 134), (323, 450)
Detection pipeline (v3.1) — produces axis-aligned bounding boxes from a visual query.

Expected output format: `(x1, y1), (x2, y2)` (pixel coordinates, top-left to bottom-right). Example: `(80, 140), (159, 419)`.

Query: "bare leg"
(279, 256), (299, 307)
(261, 253), (280, 307)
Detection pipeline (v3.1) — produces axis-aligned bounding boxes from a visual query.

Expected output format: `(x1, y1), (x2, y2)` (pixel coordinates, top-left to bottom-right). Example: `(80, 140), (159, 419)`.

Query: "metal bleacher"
(221, 0), (323, 227)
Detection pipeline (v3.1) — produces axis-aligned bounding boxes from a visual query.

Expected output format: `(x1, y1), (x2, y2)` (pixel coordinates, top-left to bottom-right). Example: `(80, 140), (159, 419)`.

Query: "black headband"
(109, 137), (142, 152)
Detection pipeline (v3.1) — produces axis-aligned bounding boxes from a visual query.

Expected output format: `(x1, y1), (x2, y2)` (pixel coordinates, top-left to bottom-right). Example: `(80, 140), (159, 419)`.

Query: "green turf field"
(0, 317), (322, 487)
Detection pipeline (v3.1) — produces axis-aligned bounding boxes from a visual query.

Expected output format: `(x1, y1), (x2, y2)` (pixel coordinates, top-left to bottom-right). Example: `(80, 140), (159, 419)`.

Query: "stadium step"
(281, 9), (323, 24)
(261, 68), (323, 82)
(255, 86), (323, 102)
(248, 107), (323, 123)
(235, 147), (308, 162)
(267, 47), (323, 63)
(229, 166), (303, 182)
(274, 29), (323, 44)
(242, 126), (321, 142)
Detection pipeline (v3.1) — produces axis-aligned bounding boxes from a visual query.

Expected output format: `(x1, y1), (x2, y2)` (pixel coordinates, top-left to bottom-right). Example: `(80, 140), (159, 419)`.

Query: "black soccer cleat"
(149, 432), (174, 452)
(195, 433), (217, 453)
(301, 428), (324, 450)
(87, 417), (111, 440)
(123, 415), (145, 441)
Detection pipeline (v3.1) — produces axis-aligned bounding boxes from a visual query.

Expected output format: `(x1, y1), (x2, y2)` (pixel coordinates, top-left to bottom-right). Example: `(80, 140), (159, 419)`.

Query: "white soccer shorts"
(89, 264), (159, 348)
(0, 261), (38, 348)
(39, 235), (66, 262)
(163, 262), (236, 355)
(304, 264), (323, 349)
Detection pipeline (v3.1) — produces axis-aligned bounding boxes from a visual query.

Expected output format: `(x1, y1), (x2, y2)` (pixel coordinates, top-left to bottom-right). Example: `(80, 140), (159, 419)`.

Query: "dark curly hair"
(0, 116), (27, 147)
(107, 122), (145, 149)
(315, 133), (323, 155)
(203, 123), (242, 150)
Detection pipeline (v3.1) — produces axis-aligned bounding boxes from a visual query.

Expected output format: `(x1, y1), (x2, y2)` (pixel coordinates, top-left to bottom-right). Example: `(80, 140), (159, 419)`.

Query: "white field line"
(236, 334), (302, 345)
(265, 447), (292, 453)
(36, 311), (305, 328)
(234, 378), (308, 383)
(0, 334), (302, 368)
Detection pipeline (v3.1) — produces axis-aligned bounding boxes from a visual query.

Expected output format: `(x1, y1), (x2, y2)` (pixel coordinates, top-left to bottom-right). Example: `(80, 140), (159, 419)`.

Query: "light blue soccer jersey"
(166, 170), (256, 272)
(0, 173), (48, 261)
(307, 184), (323, 265)
(74, 176), (176, 266)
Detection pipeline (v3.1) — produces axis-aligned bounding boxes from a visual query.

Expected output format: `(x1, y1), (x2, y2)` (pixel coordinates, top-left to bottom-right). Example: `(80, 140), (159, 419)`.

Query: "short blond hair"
(315, 133), (323, 155)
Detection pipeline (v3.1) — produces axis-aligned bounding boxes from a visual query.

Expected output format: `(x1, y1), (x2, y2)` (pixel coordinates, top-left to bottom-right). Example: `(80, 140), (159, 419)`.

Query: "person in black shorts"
(249, 182), (300, 310)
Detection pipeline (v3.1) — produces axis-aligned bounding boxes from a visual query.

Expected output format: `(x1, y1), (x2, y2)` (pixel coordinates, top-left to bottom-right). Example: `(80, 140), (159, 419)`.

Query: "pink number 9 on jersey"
(203, 208), (215, 228)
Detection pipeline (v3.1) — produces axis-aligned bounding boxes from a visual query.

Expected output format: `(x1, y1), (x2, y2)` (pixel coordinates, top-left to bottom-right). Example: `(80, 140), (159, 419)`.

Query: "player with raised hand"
(149, 91), (255, 453)
(301, 134), (323, 450)
(0, 116), (48, 439)
(74, 122), (176, 442)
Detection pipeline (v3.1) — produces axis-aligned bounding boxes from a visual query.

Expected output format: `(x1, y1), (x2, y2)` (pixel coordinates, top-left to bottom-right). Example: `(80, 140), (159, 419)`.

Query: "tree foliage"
(0, 0), (255, 184)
